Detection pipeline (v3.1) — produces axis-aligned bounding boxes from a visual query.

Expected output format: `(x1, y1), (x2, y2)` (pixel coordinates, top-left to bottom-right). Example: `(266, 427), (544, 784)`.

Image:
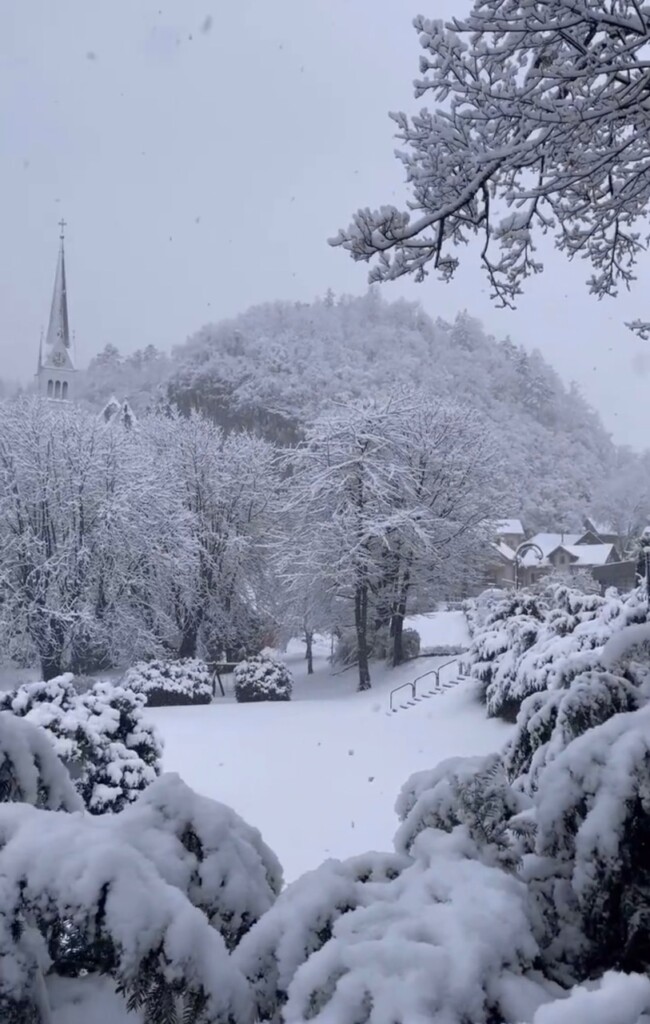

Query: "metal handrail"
(389, 657), (460, 713)
(413, 657), (459, 697)
(389, 680), (415, 713)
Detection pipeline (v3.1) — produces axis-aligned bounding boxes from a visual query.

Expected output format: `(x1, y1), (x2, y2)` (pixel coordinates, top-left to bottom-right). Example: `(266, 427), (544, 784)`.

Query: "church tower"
(37, 221), (76, 401)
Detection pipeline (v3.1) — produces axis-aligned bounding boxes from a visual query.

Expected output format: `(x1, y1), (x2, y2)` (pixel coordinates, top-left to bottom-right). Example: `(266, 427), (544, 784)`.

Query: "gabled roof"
(522, 533), (582, 564)
(100, 396), (137, 428)
(491, 541), (516, 563)
(495, 518), (524, 536)
(547, 543), (615, 567)
(583, 517), (618, 538)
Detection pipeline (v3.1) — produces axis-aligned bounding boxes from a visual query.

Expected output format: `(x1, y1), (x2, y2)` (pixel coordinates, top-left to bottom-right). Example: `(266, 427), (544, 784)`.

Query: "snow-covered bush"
(117, 773), (283, 949)
(421, 642), (466, 657)
(332, 628), (358, 667)
(0, 712), (82, 812)
(234, 655), (293, 703)
(0, 675), (162, 813)
(0, 802), (254, 1024)
(464, 585), (648, 723)
(397, 626), (420, 661)
(371, 627), (421, 662)
(124, 658), (213, 706)
(394, 753), (528, 870)
(233, 851), (408, 1022)
(236, 826), (543, 1024)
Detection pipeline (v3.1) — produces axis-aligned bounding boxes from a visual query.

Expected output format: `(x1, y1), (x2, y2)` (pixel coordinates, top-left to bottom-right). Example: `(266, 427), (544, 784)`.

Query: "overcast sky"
(1, 1), (648, 447)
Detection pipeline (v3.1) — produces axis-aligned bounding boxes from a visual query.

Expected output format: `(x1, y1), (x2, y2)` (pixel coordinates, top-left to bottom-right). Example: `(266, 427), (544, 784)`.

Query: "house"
(485, 541), (517, 589)
(99, 396), (137, 429)
(495, 519), (526, 551)
(519, 531), (621, 587)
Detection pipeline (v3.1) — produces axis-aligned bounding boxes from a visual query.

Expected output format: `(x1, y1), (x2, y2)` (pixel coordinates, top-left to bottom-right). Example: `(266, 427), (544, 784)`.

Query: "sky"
(1, 0), (648, 448)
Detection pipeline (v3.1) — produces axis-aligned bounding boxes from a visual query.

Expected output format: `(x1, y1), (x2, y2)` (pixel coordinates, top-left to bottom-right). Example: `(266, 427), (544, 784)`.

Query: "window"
(62, 380), (68, 399)
(47, 379), (53, 397)
(54, 380), (61, 398)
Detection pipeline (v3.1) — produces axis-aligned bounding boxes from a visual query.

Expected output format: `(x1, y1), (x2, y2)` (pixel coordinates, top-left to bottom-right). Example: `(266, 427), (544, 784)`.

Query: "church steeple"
(37, 222), (77, 401)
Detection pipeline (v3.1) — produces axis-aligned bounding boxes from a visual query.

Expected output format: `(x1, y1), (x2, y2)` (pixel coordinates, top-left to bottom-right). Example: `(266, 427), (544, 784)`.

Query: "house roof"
(496, 518), (524, 536)
(562, 544), (615, 567)
(492, 541), (516, 563)
(584, 516), (617, 537)
(522, 533), (582, 564)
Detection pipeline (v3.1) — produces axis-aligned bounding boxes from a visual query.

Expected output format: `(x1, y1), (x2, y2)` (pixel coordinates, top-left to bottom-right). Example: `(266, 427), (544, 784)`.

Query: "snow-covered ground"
(146, 612), (510, 882)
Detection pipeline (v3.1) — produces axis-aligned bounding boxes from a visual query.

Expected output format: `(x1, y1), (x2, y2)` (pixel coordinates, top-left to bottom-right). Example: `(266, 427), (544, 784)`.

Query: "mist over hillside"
(74, 293), (644, 533)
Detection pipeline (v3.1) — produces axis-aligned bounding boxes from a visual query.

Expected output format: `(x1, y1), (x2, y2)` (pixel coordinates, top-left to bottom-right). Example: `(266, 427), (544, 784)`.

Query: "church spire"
(37, 223), (77, 401)
(45, 221), (71, 358)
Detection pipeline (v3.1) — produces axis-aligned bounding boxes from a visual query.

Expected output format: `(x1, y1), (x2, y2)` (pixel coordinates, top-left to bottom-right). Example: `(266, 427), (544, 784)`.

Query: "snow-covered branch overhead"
(332, 1), (650, 319)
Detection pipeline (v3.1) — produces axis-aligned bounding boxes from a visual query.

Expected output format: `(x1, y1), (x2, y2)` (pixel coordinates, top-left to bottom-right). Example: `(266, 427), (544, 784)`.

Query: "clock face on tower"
(51, 350), (66, 367)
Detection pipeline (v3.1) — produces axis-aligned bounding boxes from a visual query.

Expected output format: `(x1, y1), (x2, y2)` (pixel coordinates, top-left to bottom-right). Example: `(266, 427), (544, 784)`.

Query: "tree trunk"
(178, 620), (200, 659)
(355, 584), (371, 691)
(305, 630), (314, 675)
(391, 573), (412, 666)
(40, 651), (63, 681)
(391, 606), (406, 666)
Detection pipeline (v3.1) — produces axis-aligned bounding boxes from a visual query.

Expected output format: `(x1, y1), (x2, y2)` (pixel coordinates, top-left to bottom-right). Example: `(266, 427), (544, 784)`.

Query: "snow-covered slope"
(146, 618), (510, 882)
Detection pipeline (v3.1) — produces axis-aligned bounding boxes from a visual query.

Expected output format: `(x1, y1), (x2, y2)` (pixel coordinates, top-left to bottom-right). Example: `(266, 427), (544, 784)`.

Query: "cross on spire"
(58, 219), (67, 242)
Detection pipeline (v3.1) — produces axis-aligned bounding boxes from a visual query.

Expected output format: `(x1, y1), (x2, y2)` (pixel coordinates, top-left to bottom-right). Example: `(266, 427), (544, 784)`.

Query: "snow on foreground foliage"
(2, 585), (650, 1022)
(231, 588), (650, 1023)
(0, 675), (162, 812)
(0, 724), (281, 1024)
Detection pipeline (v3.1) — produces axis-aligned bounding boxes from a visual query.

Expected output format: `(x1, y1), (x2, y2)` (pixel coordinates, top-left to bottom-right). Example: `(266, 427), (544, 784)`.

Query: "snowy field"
(146, 611), (511, 881)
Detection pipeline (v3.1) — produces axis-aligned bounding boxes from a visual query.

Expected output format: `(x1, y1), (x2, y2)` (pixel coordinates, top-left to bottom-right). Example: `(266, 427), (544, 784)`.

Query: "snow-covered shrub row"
(421, 643), (466, 657)
(0, 717), (282, 1024)
(0, 674), (162, 813)
(124, 658), (213, 706)
(234, 655), (293, 703)
(463, 585), (648, 721)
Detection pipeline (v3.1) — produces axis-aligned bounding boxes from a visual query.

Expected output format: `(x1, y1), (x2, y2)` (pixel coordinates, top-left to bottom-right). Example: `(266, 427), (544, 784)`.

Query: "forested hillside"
(78, 293), (643, 532)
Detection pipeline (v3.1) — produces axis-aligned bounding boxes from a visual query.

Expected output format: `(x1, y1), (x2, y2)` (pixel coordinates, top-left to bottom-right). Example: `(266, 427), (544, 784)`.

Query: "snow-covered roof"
(522, 533), (582, 563)
(584, 517), (617, 537)
(561, 544), (615, 567)
(495, 518), (524, 536)
(99, 396), (137, 428)
(492, 541), (516, 562)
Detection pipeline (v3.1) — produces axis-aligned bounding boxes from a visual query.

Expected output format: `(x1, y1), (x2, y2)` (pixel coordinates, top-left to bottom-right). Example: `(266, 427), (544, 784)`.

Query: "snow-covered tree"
(332, 1), (650, 331)
(0, 398), (184, 677)
(142, 411), (279, 661)
(280, 394), (498, 687)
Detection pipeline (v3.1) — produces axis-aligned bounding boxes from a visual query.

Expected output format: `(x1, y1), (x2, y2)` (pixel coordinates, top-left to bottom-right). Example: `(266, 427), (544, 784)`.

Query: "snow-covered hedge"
(462, 585), (648, 721)
(234, 655), (293, 703)
(421, 643), (466, 657)
(0, 674), (162, 813)
(124, 658), (213, 706)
